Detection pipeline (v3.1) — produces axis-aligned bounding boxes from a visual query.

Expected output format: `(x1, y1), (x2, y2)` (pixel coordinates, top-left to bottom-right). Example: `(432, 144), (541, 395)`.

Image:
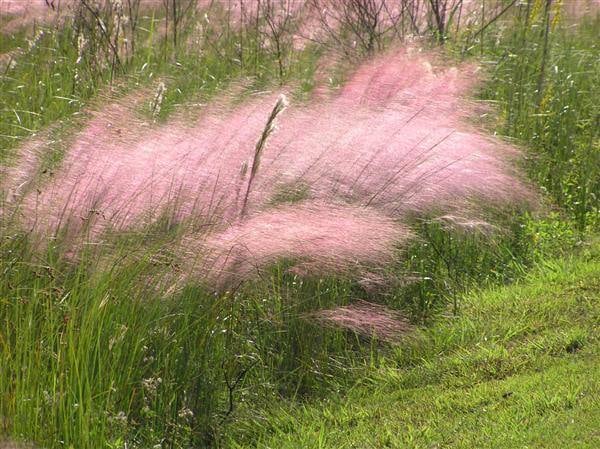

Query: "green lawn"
(228, 242), (600, 448)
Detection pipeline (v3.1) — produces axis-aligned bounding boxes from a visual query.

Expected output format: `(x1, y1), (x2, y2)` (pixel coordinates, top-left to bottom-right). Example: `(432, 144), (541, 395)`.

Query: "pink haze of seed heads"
(1, 0), (50, 15)
(194, 203), (411, 287)
(4, 47), (532, 285)
(309, 300), (414, 342)
(0, 0), (208, 34)
(1, 1), (598, 36)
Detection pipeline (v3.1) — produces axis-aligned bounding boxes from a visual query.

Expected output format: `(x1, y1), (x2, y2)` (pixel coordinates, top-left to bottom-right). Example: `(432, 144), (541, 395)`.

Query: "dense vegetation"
(1, 1), (598, 448)
(227, 242), (600, 448)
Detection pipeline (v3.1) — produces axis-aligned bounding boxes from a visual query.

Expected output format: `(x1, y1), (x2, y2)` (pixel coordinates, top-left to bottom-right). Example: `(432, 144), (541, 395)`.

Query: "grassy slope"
(229, 242), (600, 448)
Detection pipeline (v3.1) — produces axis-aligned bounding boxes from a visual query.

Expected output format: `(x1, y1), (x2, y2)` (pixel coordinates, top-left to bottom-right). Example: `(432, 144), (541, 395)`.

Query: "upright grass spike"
(240, 93), (288, 219)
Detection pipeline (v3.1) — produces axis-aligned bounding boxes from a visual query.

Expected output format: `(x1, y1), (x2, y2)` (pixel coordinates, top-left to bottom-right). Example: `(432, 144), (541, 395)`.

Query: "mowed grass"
(226, 241), (600, 448)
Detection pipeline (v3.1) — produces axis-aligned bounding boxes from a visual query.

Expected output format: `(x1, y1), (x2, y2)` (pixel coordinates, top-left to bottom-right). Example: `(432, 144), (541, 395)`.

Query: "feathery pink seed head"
(4, 47), (534, 287)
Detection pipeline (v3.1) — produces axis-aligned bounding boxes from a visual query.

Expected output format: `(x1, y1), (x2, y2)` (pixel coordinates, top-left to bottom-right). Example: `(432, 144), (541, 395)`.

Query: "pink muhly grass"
(0, 0), (66, 34)
(252, 48), (533, 215)
(308, 300), (413, 342)
(191, 203), (411, 288)
(21, 49), (529, 233)
(0, 0), (54, 16)
(5, 47), (534, 285)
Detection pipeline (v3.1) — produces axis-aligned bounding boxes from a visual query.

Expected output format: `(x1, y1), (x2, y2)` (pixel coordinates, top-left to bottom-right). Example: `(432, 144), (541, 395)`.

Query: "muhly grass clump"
(309, 300), (414, 343)
(2, 36), (534, 356)
(3, 47), (533, 291)
(196, 203), (412, 288)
